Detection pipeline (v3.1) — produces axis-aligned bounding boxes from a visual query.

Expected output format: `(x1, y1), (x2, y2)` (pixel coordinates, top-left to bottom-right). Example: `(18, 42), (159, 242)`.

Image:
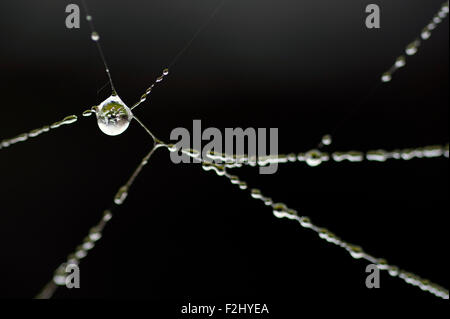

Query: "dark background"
(0, 0), (448, 308)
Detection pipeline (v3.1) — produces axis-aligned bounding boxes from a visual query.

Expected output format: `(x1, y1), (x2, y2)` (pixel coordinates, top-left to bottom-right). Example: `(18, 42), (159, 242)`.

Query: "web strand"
(321, 1), (449, 147)
(35, 134), (164, 299)
(199, 162), (450, 299)
(167, 0), (227, 69)
(131, 69), (169, 111)
(81, 0), (116, 94)
(130, 0), (227, 112)
(0, 115), (78, 151)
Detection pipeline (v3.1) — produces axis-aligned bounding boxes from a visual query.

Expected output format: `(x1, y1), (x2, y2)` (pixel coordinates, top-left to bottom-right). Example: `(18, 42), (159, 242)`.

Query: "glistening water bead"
(91, 32), (100, 42)
(94, 94), (133, 136)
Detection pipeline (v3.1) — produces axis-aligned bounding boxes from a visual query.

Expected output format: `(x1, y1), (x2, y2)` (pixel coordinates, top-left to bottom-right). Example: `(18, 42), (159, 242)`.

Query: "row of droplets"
(34, 136), (155, 298)
(0, 115), (77, 150)
(35, 209), (113, 298)
(381, 1), (449, 83)
(36, 138), (173, 297)
(36, 134), (450, 298)
(171, 142), (449, 168)
(199, 161), (449, 299)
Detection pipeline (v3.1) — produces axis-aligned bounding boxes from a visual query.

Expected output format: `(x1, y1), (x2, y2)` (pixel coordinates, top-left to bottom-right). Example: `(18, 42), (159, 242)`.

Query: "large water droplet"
(95, 94), (133, 136)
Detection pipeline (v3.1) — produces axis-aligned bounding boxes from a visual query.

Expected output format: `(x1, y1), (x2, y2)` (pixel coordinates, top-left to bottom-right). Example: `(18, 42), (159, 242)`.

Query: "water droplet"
(91, 31), (100, 41)
(405, 40), (420, 55)
(298, 216), (312, 228)
(427, 22), (436, 31)
(381, 72), (392, 83)
(67, 254), (78, 264)
(421, 28), (431, 40)
(388, 265), (399, 277)
(305, 149), (323, 167)
(285, 208), (298, 220)
(376, 258), (390, 270)
(229, 175), (240, 184)
(75, 246), (87, 259)
(395, 55), (406, 68)
(366, 150), (388, 162)
(347, 245), (364, 259)
(318, 228), (328, 239)
(86, 15), (92, 21)
(202, 162), (226, 176)
(167, 144), (177, 152)
(287, 153), (297, 162)
(433, 16), (442, 24)
(53, 264), (67, 286)
(89, 227), (102, 241)
(82, 237), (95, 250)
(321, 134), (332, 146)
(272, 203), (288, 218)
(82, 109), (93, 117)
(62, 115), (78, 125)
(28, 128), (43, 137)
(95, 94), (133, 136)
(8, 133), (28, 144)
(250, 188), (262, 199)
(163, 68), (169, 76)
(319, 228), (340, 244)
(1, 140), (10, 148)
(238, 181), (247, 190)
(103, 210), (113, 221)
(145, 85), (154, 95)
(263, 197), (273, 206)
(114, 186), (128, 205)
(418, 279), (431, 291)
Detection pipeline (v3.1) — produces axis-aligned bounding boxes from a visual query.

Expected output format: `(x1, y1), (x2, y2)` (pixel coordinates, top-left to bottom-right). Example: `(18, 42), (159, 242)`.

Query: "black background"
(0, 0), (448, 308)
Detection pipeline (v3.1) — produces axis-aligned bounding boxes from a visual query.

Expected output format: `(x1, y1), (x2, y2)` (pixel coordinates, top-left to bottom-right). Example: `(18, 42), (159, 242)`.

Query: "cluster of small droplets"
(381, 1), (449, 83)
(199, 165), (449, 299)
(0, 115), (77, 150)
